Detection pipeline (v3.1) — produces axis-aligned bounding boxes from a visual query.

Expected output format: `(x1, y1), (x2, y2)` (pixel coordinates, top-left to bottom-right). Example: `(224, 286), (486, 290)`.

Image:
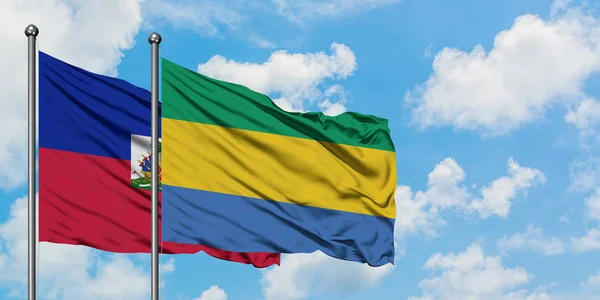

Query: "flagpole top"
(148, 32), (162, 45)
(24, 24), (39, 37)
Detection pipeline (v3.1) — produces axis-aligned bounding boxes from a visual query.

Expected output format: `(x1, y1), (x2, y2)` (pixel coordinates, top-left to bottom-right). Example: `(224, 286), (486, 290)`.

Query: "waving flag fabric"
(38, 51), (280, 268)
(160, 58), (397, 266)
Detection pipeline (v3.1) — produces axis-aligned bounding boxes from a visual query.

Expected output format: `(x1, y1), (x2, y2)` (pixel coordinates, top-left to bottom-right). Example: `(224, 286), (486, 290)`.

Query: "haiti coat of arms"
(130, 134), (161, 190)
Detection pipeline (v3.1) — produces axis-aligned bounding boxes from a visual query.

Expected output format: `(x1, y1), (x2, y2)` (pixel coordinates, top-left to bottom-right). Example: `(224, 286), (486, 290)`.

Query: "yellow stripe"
(161, 118), (397, 218)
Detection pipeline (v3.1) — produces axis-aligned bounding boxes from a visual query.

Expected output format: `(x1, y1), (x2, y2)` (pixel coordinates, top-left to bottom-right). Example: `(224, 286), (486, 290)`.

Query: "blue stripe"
(39, 51), (161, 160)
(162, 185), (395, 266)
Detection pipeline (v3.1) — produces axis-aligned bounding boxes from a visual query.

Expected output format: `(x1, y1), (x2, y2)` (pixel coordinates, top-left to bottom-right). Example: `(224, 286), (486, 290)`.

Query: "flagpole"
(149, 32), (162, 300)
(25, 24), (39, 300)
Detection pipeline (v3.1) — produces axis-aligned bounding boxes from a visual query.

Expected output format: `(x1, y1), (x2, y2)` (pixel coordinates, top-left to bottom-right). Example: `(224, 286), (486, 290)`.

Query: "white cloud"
(143, 0), (243, 36)
(395, 157), (545, 238)
(318, 99), (347, 116)
(248, 35), (277, 49)
(260, 251), (393, 300)
(423, 44), (434, 58)
(469, 158), (546, 219)
(272, 98), (307, 113)
(0, 196), (175, 299)
(529, 272), (600, 299)
(504, 290), (553, 300)
(569, 156), (600, 192)
(571, 228), (600, 253)
(394, 158), (468, 238)
(496, 188), (600, 255)
(160, 257), (175, 273)
(550, 0), (574, 17)
(142, 0), (401, 46)
(409, 243), (544, 300)
(197, 43), (356, 112)
(194, 285), (228, 300)
(569, 187), (600, 253)
(565, 97), (600, 136)
(317, 84), (348, 116)
(582, 270), (600, 289)
(406, 4), (600, 135)
(272, 0), (401, 24)
(0, 0), (144, 189)
(585, 188), (600, 222)
(496, 225), (566, 256)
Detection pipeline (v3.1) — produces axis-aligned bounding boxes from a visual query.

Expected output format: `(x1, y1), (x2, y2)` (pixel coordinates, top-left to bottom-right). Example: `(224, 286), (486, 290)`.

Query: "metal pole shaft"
(148, 32), (162, 300)
(25, 24), (39, 300)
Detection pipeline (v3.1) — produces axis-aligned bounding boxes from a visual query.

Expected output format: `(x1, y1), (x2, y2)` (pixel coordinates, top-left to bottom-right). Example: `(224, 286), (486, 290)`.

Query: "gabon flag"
(38, 51), (280, 268)
(160, 59), (396, 266)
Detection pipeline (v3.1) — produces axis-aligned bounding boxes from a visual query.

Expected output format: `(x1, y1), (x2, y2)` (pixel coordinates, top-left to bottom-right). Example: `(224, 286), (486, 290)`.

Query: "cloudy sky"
(1, 0), (600, 299)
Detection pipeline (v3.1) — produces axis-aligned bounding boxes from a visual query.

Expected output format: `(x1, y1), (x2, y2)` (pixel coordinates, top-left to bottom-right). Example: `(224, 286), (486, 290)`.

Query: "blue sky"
(1, 0), (600, 299)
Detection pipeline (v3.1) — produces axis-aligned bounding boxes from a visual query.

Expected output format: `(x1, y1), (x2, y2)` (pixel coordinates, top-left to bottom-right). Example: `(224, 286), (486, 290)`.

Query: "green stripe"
(161, 58), (395, 152)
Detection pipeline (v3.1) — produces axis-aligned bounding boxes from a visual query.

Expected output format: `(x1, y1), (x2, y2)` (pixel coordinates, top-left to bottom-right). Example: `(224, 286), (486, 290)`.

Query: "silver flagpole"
(25, 24), (39, 300)
(148, 32), (162, 300)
